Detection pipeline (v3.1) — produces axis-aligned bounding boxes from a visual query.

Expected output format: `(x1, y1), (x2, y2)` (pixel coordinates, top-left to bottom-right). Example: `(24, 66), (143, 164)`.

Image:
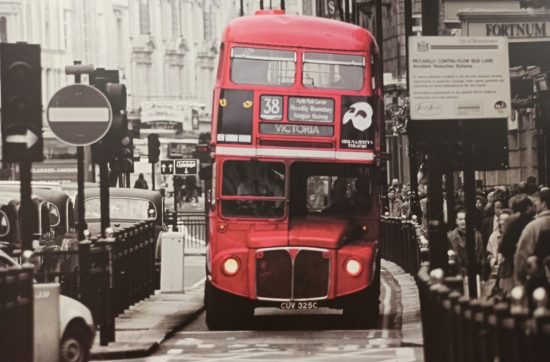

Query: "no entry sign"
(47, 84), (112, 146)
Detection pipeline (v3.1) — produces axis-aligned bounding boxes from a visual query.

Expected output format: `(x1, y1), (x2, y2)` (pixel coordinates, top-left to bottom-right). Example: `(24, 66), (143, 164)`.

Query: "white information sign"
(409, 36), (511, 121)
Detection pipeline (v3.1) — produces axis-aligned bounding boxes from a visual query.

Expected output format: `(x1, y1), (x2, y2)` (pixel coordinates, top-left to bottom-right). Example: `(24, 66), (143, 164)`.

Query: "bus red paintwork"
(205, 10), (383, 330)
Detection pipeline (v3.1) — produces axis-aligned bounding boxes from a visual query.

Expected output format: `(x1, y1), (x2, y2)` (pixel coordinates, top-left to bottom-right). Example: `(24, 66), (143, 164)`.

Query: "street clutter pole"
(463, 122), (478, 298)
(65, 60), (94, 241)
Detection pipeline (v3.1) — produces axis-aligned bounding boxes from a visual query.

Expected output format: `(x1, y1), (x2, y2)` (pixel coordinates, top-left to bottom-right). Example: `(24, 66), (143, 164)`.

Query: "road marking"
(166, 348), (183, 355)
(197, 343), (216, 349)
(175, 337), (203, 345)
(381, 274), (393, 328)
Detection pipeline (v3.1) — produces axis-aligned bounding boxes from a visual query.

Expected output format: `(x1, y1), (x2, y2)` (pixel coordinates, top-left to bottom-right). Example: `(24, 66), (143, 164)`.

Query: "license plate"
(279, 301), (318, 310)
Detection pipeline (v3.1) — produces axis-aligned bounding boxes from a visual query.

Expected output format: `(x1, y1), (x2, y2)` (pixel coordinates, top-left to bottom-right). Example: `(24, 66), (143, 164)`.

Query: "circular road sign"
(46, 84), (113, 146)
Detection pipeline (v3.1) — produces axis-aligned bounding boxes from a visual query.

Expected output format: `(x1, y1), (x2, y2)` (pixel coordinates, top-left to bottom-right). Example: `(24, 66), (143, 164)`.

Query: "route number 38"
(260, 95), (283, 121)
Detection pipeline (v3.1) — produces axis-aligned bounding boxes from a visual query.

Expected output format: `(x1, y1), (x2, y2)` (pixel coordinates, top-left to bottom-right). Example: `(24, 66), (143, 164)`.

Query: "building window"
(63, 10), (71, 49)
(0, 17), (6, 43)
(203, 1), (212, 40)
(171, 0), (180, 36)
(139, 0), (150, 35)
(44, 5), (50, 46)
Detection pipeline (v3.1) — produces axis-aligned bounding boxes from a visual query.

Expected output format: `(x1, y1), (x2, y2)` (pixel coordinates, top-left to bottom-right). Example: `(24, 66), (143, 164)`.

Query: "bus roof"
(223, 13), (376, 52)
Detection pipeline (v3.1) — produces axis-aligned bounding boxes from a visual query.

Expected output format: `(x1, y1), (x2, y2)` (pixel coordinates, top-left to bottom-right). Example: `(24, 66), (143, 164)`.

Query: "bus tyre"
(343, 260), (380, 329)
(205, 281), (253, 330)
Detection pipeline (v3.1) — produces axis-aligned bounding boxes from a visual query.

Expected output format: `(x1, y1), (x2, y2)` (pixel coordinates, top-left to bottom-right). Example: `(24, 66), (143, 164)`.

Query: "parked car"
(74, 187), (167, 287)
(60, 182), (100, 203)
(0, 186), (76, 243)
(75, 187), (165, 239)
(0, 249), (95, 362)
(0, 180), (63, 191)
(0, 192), (53, 250)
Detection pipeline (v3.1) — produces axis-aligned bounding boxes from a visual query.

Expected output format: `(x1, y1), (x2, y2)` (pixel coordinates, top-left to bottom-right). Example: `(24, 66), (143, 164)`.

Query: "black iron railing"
(24, 220), (156, 346)
(0, 266), (33, 362)
(380, 215), (550, 362)
(164, 211), (207, 247)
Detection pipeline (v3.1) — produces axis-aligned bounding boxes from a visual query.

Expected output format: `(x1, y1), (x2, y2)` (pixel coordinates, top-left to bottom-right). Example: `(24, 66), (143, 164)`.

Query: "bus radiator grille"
(255, 248), (329, 300)
(293, 249), (329, 299)
(256, 249), (292, 299)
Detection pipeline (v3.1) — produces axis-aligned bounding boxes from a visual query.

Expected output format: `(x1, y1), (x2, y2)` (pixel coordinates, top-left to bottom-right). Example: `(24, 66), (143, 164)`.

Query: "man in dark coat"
(134, 173), (148, 189)
(447, 209), (485, 276)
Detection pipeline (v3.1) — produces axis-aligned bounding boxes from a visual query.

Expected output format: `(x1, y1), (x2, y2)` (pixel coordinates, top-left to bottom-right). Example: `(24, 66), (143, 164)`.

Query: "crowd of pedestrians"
(386, 176), (550, 299)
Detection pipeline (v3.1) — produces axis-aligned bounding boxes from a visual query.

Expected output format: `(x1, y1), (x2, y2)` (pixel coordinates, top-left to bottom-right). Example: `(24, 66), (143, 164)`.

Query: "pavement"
(90, 257), (423, 360)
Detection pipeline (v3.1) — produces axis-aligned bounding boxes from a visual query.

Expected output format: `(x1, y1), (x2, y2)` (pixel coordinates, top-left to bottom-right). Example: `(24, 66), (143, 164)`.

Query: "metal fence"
(379, 214), (426, 275)
(165, 211), (207, 249)
(24, 220), (156, 346)
(0, 266), (33, 362)
(380, 215), (550, 362)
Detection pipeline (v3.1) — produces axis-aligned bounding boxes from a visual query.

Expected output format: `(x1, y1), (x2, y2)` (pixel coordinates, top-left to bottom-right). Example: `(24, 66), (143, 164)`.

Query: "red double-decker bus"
(205, 10), (384, 329)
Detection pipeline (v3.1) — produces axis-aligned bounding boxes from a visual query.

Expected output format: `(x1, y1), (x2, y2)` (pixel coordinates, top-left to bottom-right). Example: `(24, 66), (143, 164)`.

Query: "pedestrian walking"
(513, 188), (550, 285)
(134, 173), (149, 189)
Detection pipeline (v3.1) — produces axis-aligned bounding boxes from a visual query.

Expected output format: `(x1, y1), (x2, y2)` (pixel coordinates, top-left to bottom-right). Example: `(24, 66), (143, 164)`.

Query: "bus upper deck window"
(230, 47), (296, 87)
(302, 52), (364, 91)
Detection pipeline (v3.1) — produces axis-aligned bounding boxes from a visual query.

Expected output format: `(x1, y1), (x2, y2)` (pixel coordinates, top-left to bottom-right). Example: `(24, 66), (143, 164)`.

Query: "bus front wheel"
(205, 280), (253, 330)
(343, 259), (381, 329)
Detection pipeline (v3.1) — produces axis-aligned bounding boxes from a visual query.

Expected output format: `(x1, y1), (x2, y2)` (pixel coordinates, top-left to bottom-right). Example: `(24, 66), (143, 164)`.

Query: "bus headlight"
(222, 257), (240, 276)
(345, 258), (362, 277)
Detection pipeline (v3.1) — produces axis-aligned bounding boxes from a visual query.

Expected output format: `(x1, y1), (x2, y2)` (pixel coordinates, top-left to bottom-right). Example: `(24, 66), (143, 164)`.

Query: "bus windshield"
(290, 162), (373, 217)
(231, 47), (296, 86)
(302, 52), (364, 90)
(221, 160), (285, 218)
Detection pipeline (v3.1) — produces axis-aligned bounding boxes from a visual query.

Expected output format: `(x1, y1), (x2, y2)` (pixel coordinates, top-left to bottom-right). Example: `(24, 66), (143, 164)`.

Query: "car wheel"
(60, 325), (89, 362)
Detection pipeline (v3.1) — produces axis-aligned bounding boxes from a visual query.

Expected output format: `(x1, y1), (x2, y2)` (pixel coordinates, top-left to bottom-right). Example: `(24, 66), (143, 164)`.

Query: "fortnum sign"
(486, 22), (547, 38)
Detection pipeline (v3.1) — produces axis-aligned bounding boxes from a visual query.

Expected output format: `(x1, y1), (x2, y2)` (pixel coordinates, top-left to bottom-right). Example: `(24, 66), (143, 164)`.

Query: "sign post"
(160, 159), (199, 231)
(48, 64), (112, 240)
(409, 36), (511, 297)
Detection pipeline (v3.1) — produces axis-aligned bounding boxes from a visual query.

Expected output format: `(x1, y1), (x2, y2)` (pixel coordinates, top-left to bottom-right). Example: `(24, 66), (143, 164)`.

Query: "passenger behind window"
(351, 177), (371, 214)
(326, 178), (354, 215)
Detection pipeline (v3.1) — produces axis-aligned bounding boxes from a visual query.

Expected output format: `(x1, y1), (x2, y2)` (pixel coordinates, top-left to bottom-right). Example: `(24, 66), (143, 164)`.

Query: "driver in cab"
(237, 165), (282, 197)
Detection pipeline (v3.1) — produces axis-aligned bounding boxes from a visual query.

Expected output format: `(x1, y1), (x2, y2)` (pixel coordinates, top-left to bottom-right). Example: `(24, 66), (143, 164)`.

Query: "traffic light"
(90, 70), (128, 163)
(119, 128), (134, 173)
(0, 43), (43, 163)
(148, 133), (160, 163)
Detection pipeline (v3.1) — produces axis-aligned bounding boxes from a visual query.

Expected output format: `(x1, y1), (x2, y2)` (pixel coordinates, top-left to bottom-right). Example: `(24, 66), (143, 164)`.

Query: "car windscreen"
(85, 197), (157, 221)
